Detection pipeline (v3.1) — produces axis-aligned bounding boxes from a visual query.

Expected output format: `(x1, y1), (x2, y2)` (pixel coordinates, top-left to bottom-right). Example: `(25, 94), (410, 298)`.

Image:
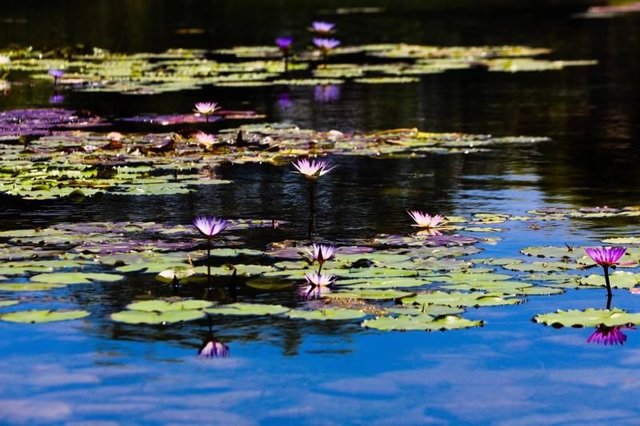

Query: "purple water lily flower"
(193, 216), (229, 238)
(313, 37), (340, 52)
(198, 338), (230, 358)
(587, 324), (632, 345)
(275, 36), (293, 54)
(585, 246), (627, 298)
(308, 243), (336, 265)
(585, 246), (627, 267)
(293, 158), (335, 179)
(48, 69), (64, 85)
(310, 21), (335, 33)
(407, 210), (447, 228)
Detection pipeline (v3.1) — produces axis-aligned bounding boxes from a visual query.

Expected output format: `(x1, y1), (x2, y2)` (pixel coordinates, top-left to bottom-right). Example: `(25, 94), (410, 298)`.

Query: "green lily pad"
(386, 305), (464, 316)
(326, 289), (414, 300)
(362, 314), (483, 331)
(126, 299), (213, 312)
(110, 309), (205, 324)
(579, 272), (639, 289)
(0, 309), (90, 323)
(403, 291), (521, 307)
(0, 282), (68, 292)
(533, 308), (640, 328)
(339, 277), (431, 289)
(205, 302), (290, 316)
(30, 272), (125, 284)
(0, 300), (19, 308)
(601, 237), (640, 245)
(286, 308), (367, 321)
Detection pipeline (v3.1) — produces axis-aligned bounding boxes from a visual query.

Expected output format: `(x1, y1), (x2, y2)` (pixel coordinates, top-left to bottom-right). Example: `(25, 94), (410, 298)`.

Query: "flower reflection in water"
(198, 337), (230, 358)
(314, 84), (341, 103)
(299, 271), (335, 300)
(277, 92), (294, 110)
(587, 324), (633, 346)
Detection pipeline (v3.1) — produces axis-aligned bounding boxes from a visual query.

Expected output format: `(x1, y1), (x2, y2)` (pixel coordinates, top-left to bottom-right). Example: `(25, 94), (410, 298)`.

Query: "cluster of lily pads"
(0, 199), (639, 344)
(0, 34), (597, 96)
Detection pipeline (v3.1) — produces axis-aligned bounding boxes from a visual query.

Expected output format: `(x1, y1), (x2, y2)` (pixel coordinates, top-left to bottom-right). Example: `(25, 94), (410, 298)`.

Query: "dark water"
(2, 1), (640, 424)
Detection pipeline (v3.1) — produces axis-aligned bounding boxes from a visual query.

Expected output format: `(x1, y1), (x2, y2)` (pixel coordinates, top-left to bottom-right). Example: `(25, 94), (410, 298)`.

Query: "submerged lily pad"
(0, 309), (90, 323)
(533, 308), (640, 328)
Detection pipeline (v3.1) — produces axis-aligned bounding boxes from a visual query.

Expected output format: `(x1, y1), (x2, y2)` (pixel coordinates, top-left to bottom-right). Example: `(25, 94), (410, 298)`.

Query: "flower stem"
(207, 240), (212, 288)
(603, 265), (612, 299)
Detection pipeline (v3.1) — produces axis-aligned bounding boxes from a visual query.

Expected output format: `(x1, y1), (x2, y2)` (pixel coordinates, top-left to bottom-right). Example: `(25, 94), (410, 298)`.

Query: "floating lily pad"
(0, 282), (69, 292)
(386, 305), (464, 316)
(403, 291), (521, 307)
(286, 308), (367, 321)
(205, 302), (290, 316)
(30, 272), (125, 285)
(0, 300), (19, 308)
(579, 272), (639, 289)
(533, 308), (640, 328)
(126, 299), (213, 312)
(0, 309), (90, 323)
(362, 314), (482, 331)
(326, 289), (413, 301)
(111, 309), (205, 324)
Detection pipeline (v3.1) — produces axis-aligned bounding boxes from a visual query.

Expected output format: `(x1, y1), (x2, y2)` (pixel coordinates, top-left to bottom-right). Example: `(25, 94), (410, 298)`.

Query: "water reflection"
(314, 84), (341, 103)
(198, 316), (230, 358)
(587, 324), (631, 346)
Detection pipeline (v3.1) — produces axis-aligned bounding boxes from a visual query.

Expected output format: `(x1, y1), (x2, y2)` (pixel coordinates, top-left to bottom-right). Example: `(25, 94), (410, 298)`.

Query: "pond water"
(2, 1), (640, 424)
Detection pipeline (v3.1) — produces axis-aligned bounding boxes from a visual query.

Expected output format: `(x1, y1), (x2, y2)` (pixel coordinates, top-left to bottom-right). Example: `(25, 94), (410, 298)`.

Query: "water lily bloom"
(198, 338), (230, 358)
(304, 271), (336, 288)
(193, 216), (229, 238)
(293, 158), (335, 179)
(587, 324), (631, 345)
(313, 37), (341, 52)
(585, 246), (627, 267)
(310, 21), (335, 33)
(407, 210), (447, 228)
(194, 131), (217, 148)
(48, 69), (64, 79)
(585, 246), (627, 299)
(193, 102), (220, 121)
(307, 243), (336, 265)
(275, 36), (293, 54)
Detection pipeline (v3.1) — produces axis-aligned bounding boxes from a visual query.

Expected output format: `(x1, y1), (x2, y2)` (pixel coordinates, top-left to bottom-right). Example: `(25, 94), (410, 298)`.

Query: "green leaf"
(110, 309), (205, 324)
(403, 291), (521, 307)
(533, 308), (640, 328)
(205, 302), (290, 316)
(286, 308), (367, 321)
(30, 272), (125, 284)
(126, 299), (213, 312)
(579, 272), (639, 289)
(326, 289), (414, 300)
(0, 309), (90, 323)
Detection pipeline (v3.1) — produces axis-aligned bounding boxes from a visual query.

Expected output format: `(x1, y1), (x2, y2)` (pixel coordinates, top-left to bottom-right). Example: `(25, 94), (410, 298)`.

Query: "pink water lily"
(585, 246), (627, 299)
(293, 158), (335, 179)
(313, 37), (340, 52)
(307, 244), (336, 271)
(585, 246), (627, 267)
(193, 216), (229, 238)
(587, 324), (631, 346)
(194, 131), (217, 148)
(310, 21), (335, 33)
(407, 210), (447, 228)
(193, 102), (220, 121)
